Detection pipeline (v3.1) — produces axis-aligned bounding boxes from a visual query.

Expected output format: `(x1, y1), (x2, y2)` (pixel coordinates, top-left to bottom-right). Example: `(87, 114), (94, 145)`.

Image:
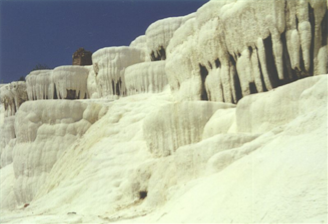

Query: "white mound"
(0, 75), (326, 223)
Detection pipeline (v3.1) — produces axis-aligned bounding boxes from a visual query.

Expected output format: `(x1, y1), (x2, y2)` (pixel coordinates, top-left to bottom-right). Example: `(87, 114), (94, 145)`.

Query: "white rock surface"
(0, 164), (17, 211)
(0, 116), (16, 168)
(0, 0), (327, 222)
(26, 70), (54, 100)
(143, 101), (235, 157)
(202, 107), (236, 139)
(130, 35), (150, 62)
(12, 100), (107, 205)
(145, 13), (195, 61)
(52, 66), (89, 99)
(0, 75), (326, 223)
(0, 82), (28, 117)
(236, 75), (327, 133)
(124, 61), (168, 95)
(166, 0), (328, 102)
(92, 47), (145, 97)
(86, 66), (100, 99)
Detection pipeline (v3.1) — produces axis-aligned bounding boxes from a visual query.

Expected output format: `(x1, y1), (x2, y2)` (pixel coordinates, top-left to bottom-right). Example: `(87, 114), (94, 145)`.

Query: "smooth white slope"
(119, 75), (328, 223)
(16, 92), (172, 217)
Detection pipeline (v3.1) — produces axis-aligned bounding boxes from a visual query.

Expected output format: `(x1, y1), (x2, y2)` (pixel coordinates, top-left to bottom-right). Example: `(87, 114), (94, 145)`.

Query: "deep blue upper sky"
(0, 0), (207, 83)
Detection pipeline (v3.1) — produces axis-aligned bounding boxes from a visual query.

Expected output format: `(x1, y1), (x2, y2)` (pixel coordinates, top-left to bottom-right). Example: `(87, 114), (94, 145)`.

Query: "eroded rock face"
(0, 82), (28, 117)
(166, 0), (328, 103)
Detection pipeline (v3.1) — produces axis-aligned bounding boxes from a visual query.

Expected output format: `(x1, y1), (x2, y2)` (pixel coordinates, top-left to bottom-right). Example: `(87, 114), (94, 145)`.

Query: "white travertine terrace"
(143, 101), (235, 157)
(0, 82), (28, 117)
(52, 66), (89, 99)
(26, 70), (54, 100)
(124, 61), (168, 95)
(0, 0), (327, 222)
(12, 100), (107, 205)
(145, 13), (195, 60)
(92, 46), (145, 97)
(166, 0), (328, 102)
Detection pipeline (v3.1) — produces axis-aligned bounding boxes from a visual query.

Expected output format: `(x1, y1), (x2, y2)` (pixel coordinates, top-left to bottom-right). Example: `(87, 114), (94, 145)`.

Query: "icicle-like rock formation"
(166, 0), (328, 103)
(52, 66), (89, 99)
(124, 61), (168, 95)
(26, 70), (54, 100)
(143, 101), (235, 157)
(145, 13), (195, 61)
(0, 82), (28, 117)
(92, 47), (145, 97)
(12, 100), (106, 205)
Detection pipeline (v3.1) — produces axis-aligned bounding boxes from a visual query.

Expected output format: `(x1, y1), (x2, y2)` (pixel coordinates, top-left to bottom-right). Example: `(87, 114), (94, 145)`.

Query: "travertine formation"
(124, 61), (168, 95)
(13, 100), (106, 205)
(0, 0), (327, 222)
(166, 0), (328, 102)
(143, 101), (235, 157)
(92, 47), (145, 97)
(26, 66), (90, 100)
(0, 82), (28, 117)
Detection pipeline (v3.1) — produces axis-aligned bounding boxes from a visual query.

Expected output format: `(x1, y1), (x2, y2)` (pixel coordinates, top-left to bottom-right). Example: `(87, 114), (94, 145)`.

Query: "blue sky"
(0, 0), (207, 83)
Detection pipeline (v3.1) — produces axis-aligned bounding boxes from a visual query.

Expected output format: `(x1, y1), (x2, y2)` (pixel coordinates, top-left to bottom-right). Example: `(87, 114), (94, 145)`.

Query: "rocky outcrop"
(72, 48), (92, 66)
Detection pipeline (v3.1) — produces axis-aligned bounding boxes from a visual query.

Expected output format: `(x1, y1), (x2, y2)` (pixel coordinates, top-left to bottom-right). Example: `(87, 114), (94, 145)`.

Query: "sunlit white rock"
(52, 66), (89, 99)
(143, 101), (235, 157)
(92, 47), (145, 97)
(12, 100), (107, 205)
(124, 61), (168, 95)
(145, 13), (195, 61)
(166, 0), (327, 103)
(26, 70), (54, 100)
(0, 82), (28, 117)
